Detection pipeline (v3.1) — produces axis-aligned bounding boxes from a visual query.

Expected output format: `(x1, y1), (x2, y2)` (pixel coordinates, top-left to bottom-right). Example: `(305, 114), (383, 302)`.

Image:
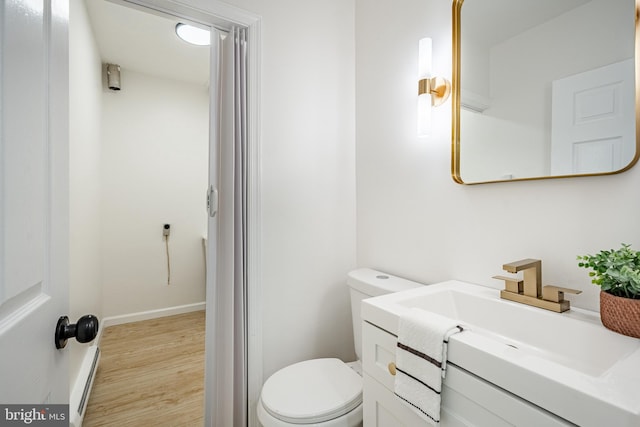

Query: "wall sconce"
(417, 38), (451, 136)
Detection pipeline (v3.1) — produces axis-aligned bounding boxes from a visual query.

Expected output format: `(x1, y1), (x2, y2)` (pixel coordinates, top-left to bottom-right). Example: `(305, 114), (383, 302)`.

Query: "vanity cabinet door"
(362, 322), (466, 426)
(362, 321), (397, 390)
(361, 321), (573, 427)
(442, 365), (573, 427)
(364, 373), (450, 427)
(362, 362), (506, 427)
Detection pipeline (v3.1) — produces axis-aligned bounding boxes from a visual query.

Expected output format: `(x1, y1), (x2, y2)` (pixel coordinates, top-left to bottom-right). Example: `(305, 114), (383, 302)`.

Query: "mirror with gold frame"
(452, 0), (639, 184)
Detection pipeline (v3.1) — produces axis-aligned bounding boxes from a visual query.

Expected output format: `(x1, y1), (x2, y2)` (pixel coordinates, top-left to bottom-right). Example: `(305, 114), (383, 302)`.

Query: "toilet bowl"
(257, 359), (363, 426)
(256, 269), (423, 427)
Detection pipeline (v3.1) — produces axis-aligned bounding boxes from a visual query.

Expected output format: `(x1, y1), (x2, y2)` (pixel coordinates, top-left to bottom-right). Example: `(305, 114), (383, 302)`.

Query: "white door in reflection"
(551, 58), (635, 175)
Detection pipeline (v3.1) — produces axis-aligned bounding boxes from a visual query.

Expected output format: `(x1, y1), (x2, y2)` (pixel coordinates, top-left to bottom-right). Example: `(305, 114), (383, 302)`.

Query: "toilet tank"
(347, 268), (425, 360)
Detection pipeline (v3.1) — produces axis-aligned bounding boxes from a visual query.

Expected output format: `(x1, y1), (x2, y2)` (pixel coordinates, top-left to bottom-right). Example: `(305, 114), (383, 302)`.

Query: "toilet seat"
(260, 358), (362, 424)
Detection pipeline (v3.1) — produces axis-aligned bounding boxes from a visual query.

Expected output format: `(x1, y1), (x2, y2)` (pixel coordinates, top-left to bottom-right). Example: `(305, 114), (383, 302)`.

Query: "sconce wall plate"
(418, 76), (451, 107)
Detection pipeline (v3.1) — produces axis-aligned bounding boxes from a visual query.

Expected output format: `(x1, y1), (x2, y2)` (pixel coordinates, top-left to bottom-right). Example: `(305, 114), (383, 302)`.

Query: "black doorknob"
(55, 314), (99, 349)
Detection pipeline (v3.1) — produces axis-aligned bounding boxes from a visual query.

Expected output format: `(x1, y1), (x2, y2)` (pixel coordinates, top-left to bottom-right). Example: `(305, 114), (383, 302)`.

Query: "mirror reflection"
(453, 0), (638, 184)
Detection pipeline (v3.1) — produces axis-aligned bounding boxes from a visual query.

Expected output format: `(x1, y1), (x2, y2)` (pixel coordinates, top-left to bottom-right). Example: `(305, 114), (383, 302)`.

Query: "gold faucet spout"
(502, 258), (541, 273)
(502, 258), (541, 298)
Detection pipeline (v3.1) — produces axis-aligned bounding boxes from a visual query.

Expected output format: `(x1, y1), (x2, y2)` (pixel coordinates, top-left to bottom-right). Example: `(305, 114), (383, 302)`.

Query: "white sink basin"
(362, 280), (640, 427)
(397, 285), (637, 376)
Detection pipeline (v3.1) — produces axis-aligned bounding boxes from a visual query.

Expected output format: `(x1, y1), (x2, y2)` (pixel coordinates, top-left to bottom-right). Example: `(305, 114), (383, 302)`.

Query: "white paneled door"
(0, 0), (70, 407)
(551, 58), (635, 175)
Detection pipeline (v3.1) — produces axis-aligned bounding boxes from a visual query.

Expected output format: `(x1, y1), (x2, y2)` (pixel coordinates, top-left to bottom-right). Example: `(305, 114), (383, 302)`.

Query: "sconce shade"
(419, 38), (433, 79)
(418, 92), (432, 136)
(418, 38), (433, 136)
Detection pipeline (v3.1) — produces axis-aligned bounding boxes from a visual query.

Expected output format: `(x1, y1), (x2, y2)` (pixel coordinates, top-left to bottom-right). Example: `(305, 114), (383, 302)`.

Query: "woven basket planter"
(600, 290), (640, 338)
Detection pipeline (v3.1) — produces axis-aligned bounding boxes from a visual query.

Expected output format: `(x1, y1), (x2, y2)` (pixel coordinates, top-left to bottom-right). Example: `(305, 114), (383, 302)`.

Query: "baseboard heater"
(70, 345), (101, 427)
(79, 346), (100, 413)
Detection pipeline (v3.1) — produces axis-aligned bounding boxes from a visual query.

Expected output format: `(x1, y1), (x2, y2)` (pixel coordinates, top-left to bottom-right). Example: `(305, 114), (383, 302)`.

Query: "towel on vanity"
(394, 308), (463, 425)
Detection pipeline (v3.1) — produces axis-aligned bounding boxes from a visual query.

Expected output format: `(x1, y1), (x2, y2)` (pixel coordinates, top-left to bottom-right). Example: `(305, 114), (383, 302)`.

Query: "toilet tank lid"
(347, 268), (424, 297)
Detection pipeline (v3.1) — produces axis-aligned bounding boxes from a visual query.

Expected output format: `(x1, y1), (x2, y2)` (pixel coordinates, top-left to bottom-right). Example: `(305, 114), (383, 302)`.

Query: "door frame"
(106, 1), (262, 425)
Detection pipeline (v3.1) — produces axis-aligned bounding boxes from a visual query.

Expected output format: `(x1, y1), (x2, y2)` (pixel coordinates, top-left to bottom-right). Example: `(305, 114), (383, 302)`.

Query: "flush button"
(376, 275), (389, 279)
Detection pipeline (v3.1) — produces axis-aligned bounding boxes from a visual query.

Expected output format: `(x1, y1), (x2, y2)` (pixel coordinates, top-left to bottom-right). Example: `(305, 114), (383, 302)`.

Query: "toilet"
(257, 268), (423, 426)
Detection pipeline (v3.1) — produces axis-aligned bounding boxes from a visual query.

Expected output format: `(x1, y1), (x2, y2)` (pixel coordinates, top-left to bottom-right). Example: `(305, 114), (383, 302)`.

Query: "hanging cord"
(163, 224), (171, 285)
(165, 234), (171, 285)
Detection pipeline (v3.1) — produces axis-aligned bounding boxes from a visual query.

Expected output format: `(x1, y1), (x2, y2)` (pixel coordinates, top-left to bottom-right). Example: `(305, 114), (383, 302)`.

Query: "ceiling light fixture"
(175, 23), (210, 46)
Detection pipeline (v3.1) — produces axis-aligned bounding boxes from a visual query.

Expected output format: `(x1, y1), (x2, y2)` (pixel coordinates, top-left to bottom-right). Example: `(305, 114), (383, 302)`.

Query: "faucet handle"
(542, 285), (582, 302)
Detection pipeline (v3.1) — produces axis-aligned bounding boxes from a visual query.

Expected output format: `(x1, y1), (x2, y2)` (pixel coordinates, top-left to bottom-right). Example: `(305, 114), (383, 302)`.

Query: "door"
(205, 26), (249, 426)
(550, 58), (635, 175)
(0, 0), (70, 410)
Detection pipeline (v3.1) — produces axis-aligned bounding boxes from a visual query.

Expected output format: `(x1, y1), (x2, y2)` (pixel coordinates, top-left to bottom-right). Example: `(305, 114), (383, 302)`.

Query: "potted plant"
(577, 244), (640, 338)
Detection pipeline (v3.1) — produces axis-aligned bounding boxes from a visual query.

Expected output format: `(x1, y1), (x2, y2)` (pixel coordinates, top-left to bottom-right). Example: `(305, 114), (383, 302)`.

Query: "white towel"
(394, 308), (463, 425)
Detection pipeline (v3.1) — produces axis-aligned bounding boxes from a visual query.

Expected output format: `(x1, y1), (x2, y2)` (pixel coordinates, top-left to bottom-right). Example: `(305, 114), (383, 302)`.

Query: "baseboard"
(102, 302), (206, 328)
(69, 345), (100, 427)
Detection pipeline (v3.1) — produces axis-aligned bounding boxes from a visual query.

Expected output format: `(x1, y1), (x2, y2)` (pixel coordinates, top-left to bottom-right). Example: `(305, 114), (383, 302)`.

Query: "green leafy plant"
(577, 244), (640, 299)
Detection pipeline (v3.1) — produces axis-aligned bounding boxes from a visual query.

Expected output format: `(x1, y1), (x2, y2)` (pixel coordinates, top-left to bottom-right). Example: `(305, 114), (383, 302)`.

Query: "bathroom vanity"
(362, 321), (570, 426)
(361, 281), (640, 426)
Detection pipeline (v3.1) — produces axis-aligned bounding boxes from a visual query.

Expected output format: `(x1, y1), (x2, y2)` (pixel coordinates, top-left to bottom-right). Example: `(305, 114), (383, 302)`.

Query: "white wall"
(100, 70), (209, 317)
(355, 0), (640, 313)
(209, 0), (358, 379)
(69, 0), (104, 390)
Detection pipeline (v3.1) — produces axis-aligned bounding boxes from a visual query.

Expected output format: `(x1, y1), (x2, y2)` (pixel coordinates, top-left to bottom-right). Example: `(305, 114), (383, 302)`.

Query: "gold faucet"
(493, 259), (581, 313)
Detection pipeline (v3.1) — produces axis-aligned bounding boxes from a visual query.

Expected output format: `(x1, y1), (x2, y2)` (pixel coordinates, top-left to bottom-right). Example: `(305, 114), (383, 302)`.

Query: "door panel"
(551, 58), (635, 175)
(2, 0), (46, 304)
(0, 0), (69, 405)
(572, 137), (621, 173)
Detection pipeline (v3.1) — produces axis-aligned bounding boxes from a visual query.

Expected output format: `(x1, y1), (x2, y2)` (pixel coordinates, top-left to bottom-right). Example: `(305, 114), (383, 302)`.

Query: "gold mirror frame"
(451, 0), (640, 184)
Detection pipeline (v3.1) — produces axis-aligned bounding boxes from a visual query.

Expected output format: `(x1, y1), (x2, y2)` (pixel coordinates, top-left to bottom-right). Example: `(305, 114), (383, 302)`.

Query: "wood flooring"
(82, 311), (205, 427)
